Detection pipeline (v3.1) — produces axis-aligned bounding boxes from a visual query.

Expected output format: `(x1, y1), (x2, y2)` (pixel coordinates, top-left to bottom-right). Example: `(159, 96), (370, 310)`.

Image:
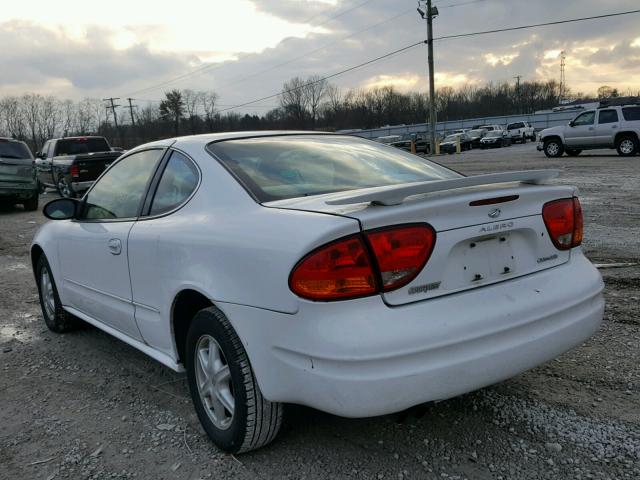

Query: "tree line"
(1, 79), (635, 152)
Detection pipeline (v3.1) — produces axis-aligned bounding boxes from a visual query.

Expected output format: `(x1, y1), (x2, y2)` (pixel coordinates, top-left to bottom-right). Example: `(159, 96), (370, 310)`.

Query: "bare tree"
(182, 89), (203, 134)
(200, 91), (218, 132)
(22, 93), (43, 149)
(0, 96), (26, 139)
(302, 75), (328, 127)
(280, 77), (309, 126)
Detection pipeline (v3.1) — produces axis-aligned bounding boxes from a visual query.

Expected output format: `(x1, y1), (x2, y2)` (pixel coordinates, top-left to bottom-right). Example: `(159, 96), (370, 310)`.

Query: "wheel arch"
(614, 131), (639, 144)
(542, 134), (563, 144)
(30, 244), (45, 278)
(171, 288), (215, 364)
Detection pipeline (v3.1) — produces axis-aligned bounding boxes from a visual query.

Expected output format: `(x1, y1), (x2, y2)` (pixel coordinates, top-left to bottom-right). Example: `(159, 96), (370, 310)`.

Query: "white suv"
(538, 103), (640, 157)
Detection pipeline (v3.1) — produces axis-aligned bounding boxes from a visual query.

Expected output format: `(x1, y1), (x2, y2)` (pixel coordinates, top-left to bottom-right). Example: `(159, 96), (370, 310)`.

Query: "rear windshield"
(0, 140), (32, 159)
(507, 122), (524, 129)
(622, 106), (640, 121)
(55, 138), (110, 156)
(207, 135), (459, 202)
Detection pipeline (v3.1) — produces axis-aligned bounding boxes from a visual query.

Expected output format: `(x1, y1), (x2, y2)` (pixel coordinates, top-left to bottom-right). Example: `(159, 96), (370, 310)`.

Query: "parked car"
(506, 121), (536, 143)
(440, 133), (473, 153)
(390, 138), (430, 154)
(467, 128), (488, 148)
(480, 130), (512, 148)
(33, 132), (604, 454)
(375, 135), (402, 145)
(36, 136), (123, 198)
(538, 103), (640, 157)
(477, 124), (504, 132)
(0, 137), (39, 210)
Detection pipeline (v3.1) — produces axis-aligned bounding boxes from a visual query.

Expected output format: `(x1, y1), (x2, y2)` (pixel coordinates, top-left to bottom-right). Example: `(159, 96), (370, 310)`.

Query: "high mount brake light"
(365, 224), (436, 291)
(542, 197), (583, 250)
(289, 224), (436, 301)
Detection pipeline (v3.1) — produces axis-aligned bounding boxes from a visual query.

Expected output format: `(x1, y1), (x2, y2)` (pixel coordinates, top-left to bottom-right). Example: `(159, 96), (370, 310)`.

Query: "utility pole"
(103, 97), (120, 129)
(418, 1), (438, 155)
(514, 75), (522, 113)
(559, 51), (566, 104)
(124, 98), (137, 127)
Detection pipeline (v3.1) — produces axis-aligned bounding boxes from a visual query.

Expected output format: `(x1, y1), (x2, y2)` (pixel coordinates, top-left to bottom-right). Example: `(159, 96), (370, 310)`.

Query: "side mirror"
(43, 198), (79, 220)
(35, 151), (41, 158)
(569, 121), (575, 127)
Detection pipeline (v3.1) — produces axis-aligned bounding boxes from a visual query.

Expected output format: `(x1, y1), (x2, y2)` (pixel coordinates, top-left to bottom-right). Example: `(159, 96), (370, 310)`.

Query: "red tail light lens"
(289, 235), (376, 301)
(542, 197), (583, 250)
(70, 165), (80, 178)
(366, 224), (436, 291)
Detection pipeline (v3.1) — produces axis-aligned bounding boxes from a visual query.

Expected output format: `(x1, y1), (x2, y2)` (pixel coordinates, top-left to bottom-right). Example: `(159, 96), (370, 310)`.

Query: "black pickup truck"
(35, 136), (122, 198)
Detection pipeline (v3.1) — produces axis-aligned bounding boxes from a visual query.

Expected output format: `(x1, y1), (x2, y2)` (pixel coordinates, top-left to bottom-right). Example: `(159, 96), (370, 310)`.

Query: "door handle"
(108, 238), (122, 255)
(588, 127), (594, 131)
(611, 125), (618, 129)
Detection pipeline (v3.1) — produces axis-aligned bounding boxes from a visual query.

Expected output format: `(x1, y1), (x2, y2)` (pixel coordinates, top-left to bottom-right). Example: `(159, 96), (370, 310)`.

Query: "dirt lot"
(1, 143), (638, 480)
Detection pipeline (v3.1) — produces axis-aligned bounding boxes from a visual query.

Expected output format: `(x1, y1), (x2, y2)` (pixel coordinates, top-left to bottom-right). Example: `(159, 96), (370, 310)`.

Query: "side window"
(573, 112), (595, 126)
(149, 151), (199, 216)
(598, 110), (618, 124)
(622, 107), (640, 121)
(82, 149), (163, 220)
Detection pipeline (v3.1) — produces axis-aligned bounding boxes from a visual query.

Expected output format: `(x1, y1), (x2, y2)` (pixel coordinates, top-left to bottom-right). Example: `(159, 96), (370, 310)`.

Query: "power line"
(215, 8), (640, 113)
(187, 0), (488, 96)
(123, 0), (378, 97)
(433, 9), (640, 42)
(217, 41), (426, 113)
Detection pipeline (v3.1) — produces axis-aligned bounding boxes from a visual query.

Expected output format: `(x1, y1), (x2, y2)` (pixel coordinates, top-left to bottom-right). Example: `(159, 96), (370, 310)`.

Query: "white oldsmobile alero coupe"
(32, 132), (604, 453)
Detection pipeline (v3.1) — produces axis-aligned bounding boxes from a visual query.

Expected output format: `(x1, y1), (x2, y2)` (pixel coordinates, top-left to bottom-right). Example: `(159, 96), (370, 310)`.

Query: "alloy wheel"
(40, 268), (56, 319)
(620, 139), (635, 155)
(195, 335), (235, 430)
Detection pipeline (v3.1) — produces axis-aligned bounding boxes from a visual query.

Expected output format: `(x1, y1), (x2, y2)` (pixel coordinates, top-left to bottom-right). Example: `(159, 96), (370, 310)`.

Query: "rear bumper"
(221, 251), (604, 418)
(71, 180), (93, 192)
(0, 181), (38, 198)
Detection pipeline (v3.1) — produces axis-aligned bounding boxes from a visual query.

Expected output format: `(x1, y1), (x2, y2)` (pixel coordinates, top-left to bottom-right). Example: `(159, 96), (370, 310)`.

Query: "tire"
(565, 149), (582, 157)
(23, 194), (39, 211)
(521, 134), (526, 144)
(543, 139), (564, 158)
(56, 175), (76, 199)
(186, 307), (283, 454)
(616, 135), (639, 157)
(36, 255), (80, 333)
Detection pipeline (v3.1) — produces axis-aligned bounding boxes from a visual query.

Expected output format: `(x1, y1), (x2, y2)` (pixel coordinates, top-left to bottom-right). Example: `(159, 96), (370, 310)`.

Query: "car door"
(594, 109), (619, 147)
(127, 150), (201, 356)
(57, 148), (165, 340)
(564, 111), (596, 147)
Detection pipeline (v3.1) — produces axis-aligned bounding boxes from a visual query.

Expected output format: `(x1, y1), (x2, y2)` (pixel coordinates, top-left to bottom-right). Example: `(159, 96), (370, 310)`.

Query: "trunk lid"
(266, 180), (575, 306)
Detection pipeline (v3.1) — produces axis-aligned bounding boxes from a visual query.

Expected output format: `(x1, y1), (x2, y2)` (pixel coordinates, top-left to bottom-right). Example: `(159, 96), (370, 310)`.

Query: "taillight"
(365, 224), (436, 291)
(542, 197), (583, 250)
(290, 224), (437, 301)
(289, 235), (377, 301)
(70, 165), (79, 178)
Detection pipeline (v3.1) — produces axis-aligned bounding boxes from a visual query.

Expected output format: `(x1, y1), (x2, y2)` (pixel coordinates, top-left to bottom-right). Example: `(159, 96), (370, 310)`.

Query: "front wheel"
(616, 135), (639, 157)
(186, 307), (283, 453)
(36, 256), (80, 333)
(57, 175), (76, 198)
(543, 139), (564, 158)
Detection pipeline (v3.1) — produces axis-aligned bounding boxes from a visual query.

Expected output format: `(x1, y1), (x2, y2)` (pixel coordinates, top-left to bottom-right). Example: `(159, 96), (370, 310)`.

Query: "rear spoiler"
(325, 170), (560, 206)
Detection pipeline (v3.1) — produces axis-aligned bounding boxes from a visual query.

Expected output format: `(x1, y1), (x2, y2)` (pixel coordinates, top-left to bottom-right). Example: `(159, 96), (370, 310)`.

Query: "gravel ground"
(1, 142), (638, 480)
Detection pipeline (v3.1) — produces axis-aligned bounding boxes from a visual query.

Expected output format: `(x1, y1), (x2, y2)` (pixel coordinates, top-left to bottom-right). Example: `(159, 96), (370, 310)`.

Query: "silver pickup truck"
(538, 101), (640, 157)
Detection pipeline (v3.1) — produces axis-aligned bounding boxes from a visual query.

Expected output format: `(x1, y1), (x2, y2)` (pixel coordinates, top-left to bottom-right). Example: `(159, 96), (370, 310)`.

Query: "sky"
(1, 0), (639, 113)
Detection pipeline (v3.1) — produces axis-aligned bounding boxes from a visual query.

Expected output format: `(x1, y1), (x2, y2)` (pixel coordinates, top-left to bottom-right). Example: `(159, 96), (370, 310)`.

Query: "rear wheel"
(543, 139), (564, 158)
(186, 306), (283, 453)
(565, 149), (582, 157)
(36, 256), (80, 333)
(23, 194), (39, 211)
(616, 135), (639, 157)
(57, 175), (76, 198)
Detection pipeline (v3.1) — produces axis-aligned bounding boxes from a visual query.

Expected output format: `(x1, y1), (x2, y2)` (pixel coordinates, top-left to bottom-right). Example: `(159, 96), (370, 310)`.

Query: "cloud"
(1, 0), (640, 105)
